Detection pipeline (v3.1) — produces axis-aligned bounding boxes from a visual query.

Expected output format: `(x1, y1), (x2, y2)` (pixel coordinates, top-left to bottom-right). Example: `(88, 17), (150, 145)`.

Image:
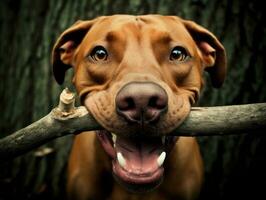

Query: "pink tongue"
(115, 137), (162, 174)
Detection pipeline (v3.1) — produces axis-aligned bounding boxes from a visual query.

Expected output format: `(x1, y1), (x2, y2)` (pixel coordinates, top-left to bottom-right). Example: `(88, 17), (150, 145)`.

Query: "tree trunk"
(0, 0), (265, 199)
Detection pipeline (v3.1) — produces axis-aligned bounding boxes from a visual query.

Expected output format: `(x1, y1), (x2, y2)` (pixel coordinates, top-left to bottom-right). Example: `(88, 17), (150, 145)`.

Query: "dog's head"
(52, 15), (226, 192)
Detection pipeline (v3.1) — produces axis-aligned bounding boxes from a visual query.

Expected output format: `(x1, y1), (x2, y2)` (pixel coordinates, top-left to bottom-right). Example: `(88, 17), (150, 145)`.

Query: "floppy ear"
(182, 19), (227, 88)
(52, 20), (96, 84)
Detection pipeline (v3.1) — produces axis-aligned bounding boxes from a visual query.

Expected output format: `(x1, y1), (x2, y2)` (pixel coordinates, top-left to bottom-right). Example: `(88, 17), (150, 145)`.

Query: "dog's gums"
(96, 130), (177, 188)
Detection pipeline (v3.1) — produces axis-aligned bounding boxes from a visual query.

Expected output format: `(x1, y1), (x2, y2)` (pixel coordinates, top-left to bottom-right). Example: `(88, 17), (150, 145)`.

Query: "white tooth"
(111, 133), (117, 143)
(117, 152), (126, 168)
(162, 136), (166, 145)
(157, 151), (166, 167)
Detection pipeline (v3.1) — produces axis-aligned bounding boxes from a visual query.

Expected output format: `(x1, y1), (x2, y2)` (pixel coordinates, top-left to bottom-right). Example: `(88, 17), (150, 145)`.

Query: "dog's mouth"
(96, 130), (177, 192)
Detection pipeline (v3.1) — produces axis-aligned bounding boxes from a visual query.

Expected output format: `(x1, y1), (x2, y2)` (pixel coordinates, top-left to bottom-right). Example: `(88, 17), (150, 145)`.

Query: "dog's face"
(52, 15), (226, 192)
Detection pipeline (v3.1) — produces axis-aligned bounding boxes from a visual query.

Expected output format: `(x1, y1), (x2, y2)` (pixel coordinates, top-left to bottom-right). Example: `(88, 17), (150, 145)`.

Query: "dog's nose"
(116, 82), (168, 123)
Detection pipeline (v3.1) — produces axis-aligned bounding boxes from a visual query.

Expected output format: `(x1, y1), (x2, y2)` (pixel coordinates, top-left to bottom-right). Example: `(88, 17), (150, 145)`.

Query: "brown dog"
(52, 15), (226, 200)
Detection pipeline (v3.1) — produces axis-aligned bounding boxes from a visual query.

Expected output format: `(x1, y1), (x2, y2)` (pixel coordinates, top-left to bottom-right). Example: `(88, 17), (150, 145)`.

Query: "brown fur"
(52, 15), (226, 200)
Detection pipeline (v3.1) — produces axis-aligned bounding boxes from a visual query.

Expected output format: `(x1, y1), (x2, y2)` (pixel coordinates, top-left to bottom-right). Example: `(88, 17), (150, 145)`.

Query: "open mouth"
(96, 130), (178, 191)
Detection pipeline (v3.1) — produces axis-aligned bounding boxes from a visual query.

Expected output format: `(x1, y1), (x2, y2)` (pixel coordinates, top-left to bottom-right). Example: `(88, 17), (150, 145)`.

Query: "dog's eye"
(90, 46), (108, 61)
(170, 46), (189, 62)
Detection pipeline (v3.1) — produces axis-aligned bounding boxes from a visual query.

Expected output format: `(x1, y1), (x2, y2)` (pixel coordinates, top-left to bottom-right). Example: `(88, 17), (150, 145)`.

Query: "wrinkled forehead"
(82, 15), (194, 45)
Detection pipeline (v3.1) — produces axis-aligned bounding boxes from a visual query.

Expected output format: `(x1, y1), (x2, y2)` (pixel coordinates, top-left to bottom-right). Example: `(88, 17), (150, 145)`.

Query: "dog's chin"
(96, 130), (178, 193)
(113, 173), (163, 193)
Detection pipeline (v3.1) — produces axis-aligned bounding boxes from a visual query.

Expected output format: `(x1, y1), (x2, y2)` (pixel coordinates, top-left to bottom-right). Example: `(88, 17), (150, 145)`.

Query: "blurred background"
(0, 0), (265, 199)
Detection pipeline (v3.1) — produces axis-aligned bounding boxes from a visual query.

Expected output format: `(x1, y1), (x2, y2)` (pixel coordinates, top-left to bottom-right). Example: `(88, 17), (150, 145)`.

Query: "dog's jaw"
(82, 74), (193, 192)
(82, 78), (192, 192)
(96, 130), (178, 192)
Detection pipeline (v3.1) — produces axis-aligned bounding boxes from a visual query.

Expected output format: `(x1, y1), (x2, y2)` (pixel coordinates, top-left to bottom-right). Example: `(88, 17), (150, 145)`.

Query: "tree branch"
(0, 89), (265, 160)
(177, 104), (266, 136)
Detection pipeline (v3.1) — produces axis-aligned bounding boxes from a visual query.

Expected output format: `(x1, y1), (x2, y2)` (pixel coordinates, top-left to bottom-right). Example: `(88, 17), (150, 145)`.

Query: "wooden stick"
(0, 88), (100, 160)
(0, 89), (265, 160)
(176, 104), (266, 136)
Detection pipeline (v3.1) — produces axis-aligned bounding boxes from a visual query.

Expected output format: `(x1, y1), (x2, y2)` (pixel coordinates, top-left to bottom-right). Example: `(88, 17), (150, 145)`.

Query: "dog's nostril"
(116, 97), (135, 111)
(148, 96), (158, 108)
(148, 96), (166, 110)
(125, 97), (135, 110)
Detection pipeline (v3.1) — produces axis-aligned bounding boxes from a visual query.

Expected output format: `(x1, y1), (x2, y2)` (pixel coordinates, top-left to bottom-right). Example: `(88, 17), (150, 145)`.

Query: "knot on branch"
(51, 88), (89, 120)
(58, 88), (75, 113)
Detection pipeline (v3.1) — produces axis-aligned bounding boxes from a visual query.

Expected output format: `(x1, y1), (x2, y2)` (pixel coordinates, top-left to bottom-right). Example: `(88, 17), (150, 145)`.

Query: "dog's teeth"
(161, 136), (166, 145)
(157, 151), (166, 167)
(117, 152), (126, 168)
(111, 133), (117, 143)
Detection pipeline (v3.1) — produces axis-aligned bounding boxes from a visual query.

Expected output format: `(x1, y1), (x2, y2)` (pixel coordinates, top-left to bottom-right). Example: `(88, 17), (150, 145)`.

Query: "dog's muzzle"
(92, 82), (175, 192)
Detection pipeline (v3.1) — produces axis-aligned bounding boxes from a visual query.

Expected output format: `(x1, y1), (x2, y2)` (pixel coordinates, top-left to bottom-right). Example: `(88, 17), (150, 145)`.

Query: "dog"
(52, 15), (226, 200)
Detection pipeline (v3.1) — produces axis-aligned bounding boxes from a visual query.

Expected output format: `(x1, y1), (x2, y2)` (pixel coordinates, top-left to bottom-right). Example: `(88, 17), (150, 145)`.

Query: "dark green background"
(0, 0), (265, 199)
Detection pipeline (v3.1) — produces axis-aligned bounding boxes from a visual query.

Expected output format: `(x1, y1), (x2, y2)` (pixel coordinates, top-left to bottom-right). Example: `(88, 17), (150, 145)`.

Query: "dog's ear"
(52, 19), (97, 84)
(182, 19), (227, 88)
